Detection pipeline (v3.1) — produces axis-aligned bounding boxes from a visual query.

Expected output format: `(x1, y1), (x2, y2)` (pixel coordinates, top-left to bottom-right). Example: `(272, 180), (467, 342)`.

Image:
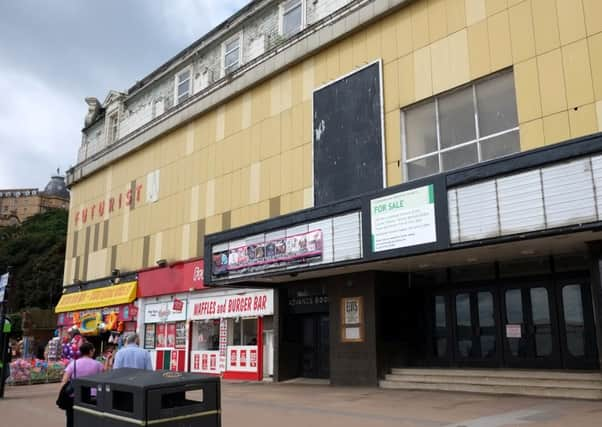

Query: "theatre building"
(65, 0), (602, 397)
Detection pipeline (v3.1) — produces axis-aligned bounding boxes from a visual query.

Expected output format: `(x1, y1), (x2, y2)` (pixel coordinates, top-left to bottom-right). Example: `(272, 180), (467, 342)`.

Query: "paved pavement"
(1, 381), (602, 427)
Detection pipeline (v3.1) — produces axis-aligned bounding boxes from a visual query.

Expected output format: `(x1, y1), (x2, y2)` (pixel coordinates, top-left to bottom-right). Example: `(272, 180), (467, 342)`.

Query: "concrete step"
(390, 368), (602, 381)
(384, 373), (602, 390)
(379, 379), (602, 400)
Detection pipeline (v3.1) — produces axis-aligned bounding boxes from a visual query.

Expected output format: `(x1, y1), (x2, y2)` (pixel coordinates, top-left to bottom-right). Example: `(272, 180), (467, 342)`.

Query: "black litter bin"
(73, 368), (221, 427)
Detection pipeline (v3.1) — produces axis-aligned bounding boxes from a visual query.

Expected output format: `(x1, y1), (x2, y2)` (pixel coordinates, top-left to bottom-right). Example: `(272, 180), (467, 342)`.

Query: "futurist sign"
(212, 229), (323, 276)
(370, 184), (437, 252)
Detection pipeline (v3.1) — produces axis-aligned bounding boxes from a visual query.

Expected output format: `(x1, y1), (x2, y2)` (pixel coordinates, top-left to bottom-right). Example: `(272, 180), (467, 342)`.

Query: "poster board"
(340, 296), (364, 343)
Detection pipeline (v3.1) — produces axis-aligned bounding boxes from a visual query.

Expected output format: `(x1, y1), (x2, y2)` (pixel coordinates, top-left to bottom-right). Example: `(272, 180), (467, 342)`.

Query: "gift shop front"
(188, 289), (274, 381)
(137, 259), (205, 371)
(54, 281), (139, 352)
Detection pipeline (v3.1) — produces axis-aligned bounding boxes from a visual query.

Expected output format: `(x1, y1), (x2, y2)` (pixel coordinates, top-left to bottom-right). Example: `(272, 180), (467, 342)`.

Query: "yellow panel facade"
(67, 0), (600, 282)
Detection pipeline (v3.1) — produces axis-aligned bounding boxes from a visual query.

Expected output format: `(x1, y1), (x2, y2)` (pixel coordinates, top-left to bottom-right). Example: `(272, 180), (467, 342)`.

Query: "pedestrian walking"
(60, 342), (103, 427)
(113, 333), (153, 370)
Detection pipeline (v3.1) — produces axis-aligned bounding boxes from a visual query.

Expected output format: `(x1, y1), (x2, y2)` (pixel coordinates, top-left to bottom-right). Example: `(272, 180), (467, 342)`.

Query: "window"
(403, 71), (519, 181)
(107, 112), (119, 145)
(175, 67), (192, 104)
(281, 0), (304, 37)
(192, 320), (220, 351)
(223, 34), (241, 75)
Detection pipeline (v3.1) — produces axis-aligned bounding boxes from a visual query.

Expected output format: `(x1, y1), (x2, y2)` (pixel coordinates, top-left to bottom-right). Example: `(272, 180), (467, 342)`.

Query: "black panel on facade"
(313, 62), (384, 206)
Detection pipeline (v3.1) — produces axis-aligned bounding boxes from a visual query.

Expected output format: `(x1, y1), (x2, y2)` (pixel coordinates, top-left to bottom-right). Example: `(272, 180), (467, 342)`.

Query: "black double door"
(301, 314), (330, 378)
(429, 278), (599, 369)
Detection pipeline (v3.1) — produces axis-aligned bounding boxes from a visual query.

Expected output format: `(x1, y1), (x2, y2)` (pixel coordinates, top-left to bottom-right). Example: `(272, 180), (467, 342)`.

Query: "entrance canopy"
(55, 281), (137, 313)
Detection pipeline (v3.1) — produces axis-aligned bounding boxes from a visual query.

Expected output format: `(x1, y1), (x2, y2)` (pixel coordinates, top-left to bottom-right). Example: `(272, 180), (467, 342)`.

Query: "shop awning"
(55, 281), (137, 313)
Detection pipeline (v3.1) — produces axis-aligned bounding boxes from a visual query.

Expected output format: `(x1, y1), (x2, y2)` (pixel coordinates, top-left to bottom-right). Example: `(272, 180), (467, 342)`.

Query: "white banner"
(0, 273), (8, 302)
(227, 345), (259, 373)
(144, 300), (187, 323)
(190, 350), (221, 374)
(188, 290), (274, 320)
(370, 184), (437, 252)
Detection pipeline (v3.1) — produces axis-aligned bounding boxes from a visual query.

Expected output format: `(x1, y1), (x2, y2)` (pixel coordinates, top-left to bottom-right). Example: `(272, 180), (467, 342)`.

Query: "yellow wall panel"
(448, 29), (470, 88)
(381, 15), (399, 64)
(508, 1), (536, 63)
(269, 155), (282, 198)
(568, 103), (598, 138)
(302, 143), (313, 188)
(385, 110), (401, 164)
(387, 161), (402, 186)
(281, 70), (293, 113)
(431, 37), (452, 93)
(205, 214), (222, 234)
(251, 84), (270, 124)
(188, 221), (198, 257)
(352, 32), (369, 66)
(303, 187), (313, 209)
(414, 46), (433, 101)
(556, 0), (586, 46)
(280, 109), (292, 153)
(428, 0), (448, 42)
(215, 105), (225, 142)
(366, 25), (383, 62)
(597, 101), (602, 131)
(531, 0), (560, 55)
(466, 0), (486, 26)
(582, 0), (602, 36)
(302, 101), (312, 145)
(326, 48), (340, 82)
(589, 33), (602, 101)
(468, 20), (491, 79)
(396, 10), (413, 58)
(250, 124), (262, 163)
(537, 49), (567, 116)
(291, 103), (304, 148)
(398, 53), (416, 107)
(338, 38), (354, 76)
(291, 146), (304, 192)
(446, 0), (466, 33)
(225, 98), (242, 138)
(485, 0), (507, 16)
(411, 1), (431, 49)
(514, 58), (542, 122)
(488, 11), (512, 70)
(519, 118), (545, 151)
(231, 169), (242, 210)
(384, 60), (400, 112)
(314, 51), (329, 87)
(543, 111), (570, 145)
(280, 150), (293, 194)
(562, 40), (594, 108)
(259, 159), (270, 201)
(239, 166), (251, 207)
(241, 93), (252, 130)
(302, 59), (315, 102)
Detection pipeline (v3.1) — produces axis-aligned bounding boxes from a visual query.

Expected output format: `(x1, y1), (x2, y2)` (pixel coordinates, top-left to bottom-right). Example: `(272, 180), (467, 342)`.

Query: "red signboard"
(230, 349), (237, 367)
(240, 350), (247, 367)
(250, 349), (257, 368)
(172, 298), (184, 313)
(138, 259), (205, 298)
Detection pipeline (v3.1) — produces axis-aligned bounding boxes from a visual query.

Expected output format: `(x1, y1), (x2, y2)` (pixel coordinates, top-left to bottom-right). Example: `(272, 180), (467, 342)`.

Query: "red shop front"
(137, 259), (205, 371)
(188, 289), (274, 381)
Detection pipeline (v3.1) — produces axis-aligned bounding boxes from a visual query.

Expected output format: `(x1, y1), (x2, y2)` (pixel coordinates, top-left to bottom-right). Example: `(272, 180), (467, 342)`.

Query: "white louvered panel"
(447, 189), (460, 243)
(332, 212), (362, 262)
(541, 158), (596, 228)
(308, 219), (333, 265)
(591, 155), (602, 220)
(228, 239), (248, 250)
(245, 234), (266, 245)
(286, 224), (309, 236)
(213, 243), (228, 252)
(265, 229), (286, 242)
(497, 170), (546, 235)
(457, 181), (499, 241)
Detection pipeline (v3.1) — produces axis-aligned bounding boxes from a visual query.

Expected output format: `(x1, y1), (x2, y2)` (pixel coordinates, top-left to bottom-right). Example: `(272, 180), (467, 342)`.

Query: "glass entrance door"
(558, 282), (599, 369)
(454, 290), (499, 366)
(502, 284), (561, 368)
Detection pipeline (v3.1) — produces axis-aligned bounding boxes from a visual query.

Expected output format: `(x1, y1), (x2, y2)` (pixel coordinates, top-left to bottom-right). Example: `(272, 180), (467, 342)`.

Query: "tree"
(0, 209), (67, 312)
